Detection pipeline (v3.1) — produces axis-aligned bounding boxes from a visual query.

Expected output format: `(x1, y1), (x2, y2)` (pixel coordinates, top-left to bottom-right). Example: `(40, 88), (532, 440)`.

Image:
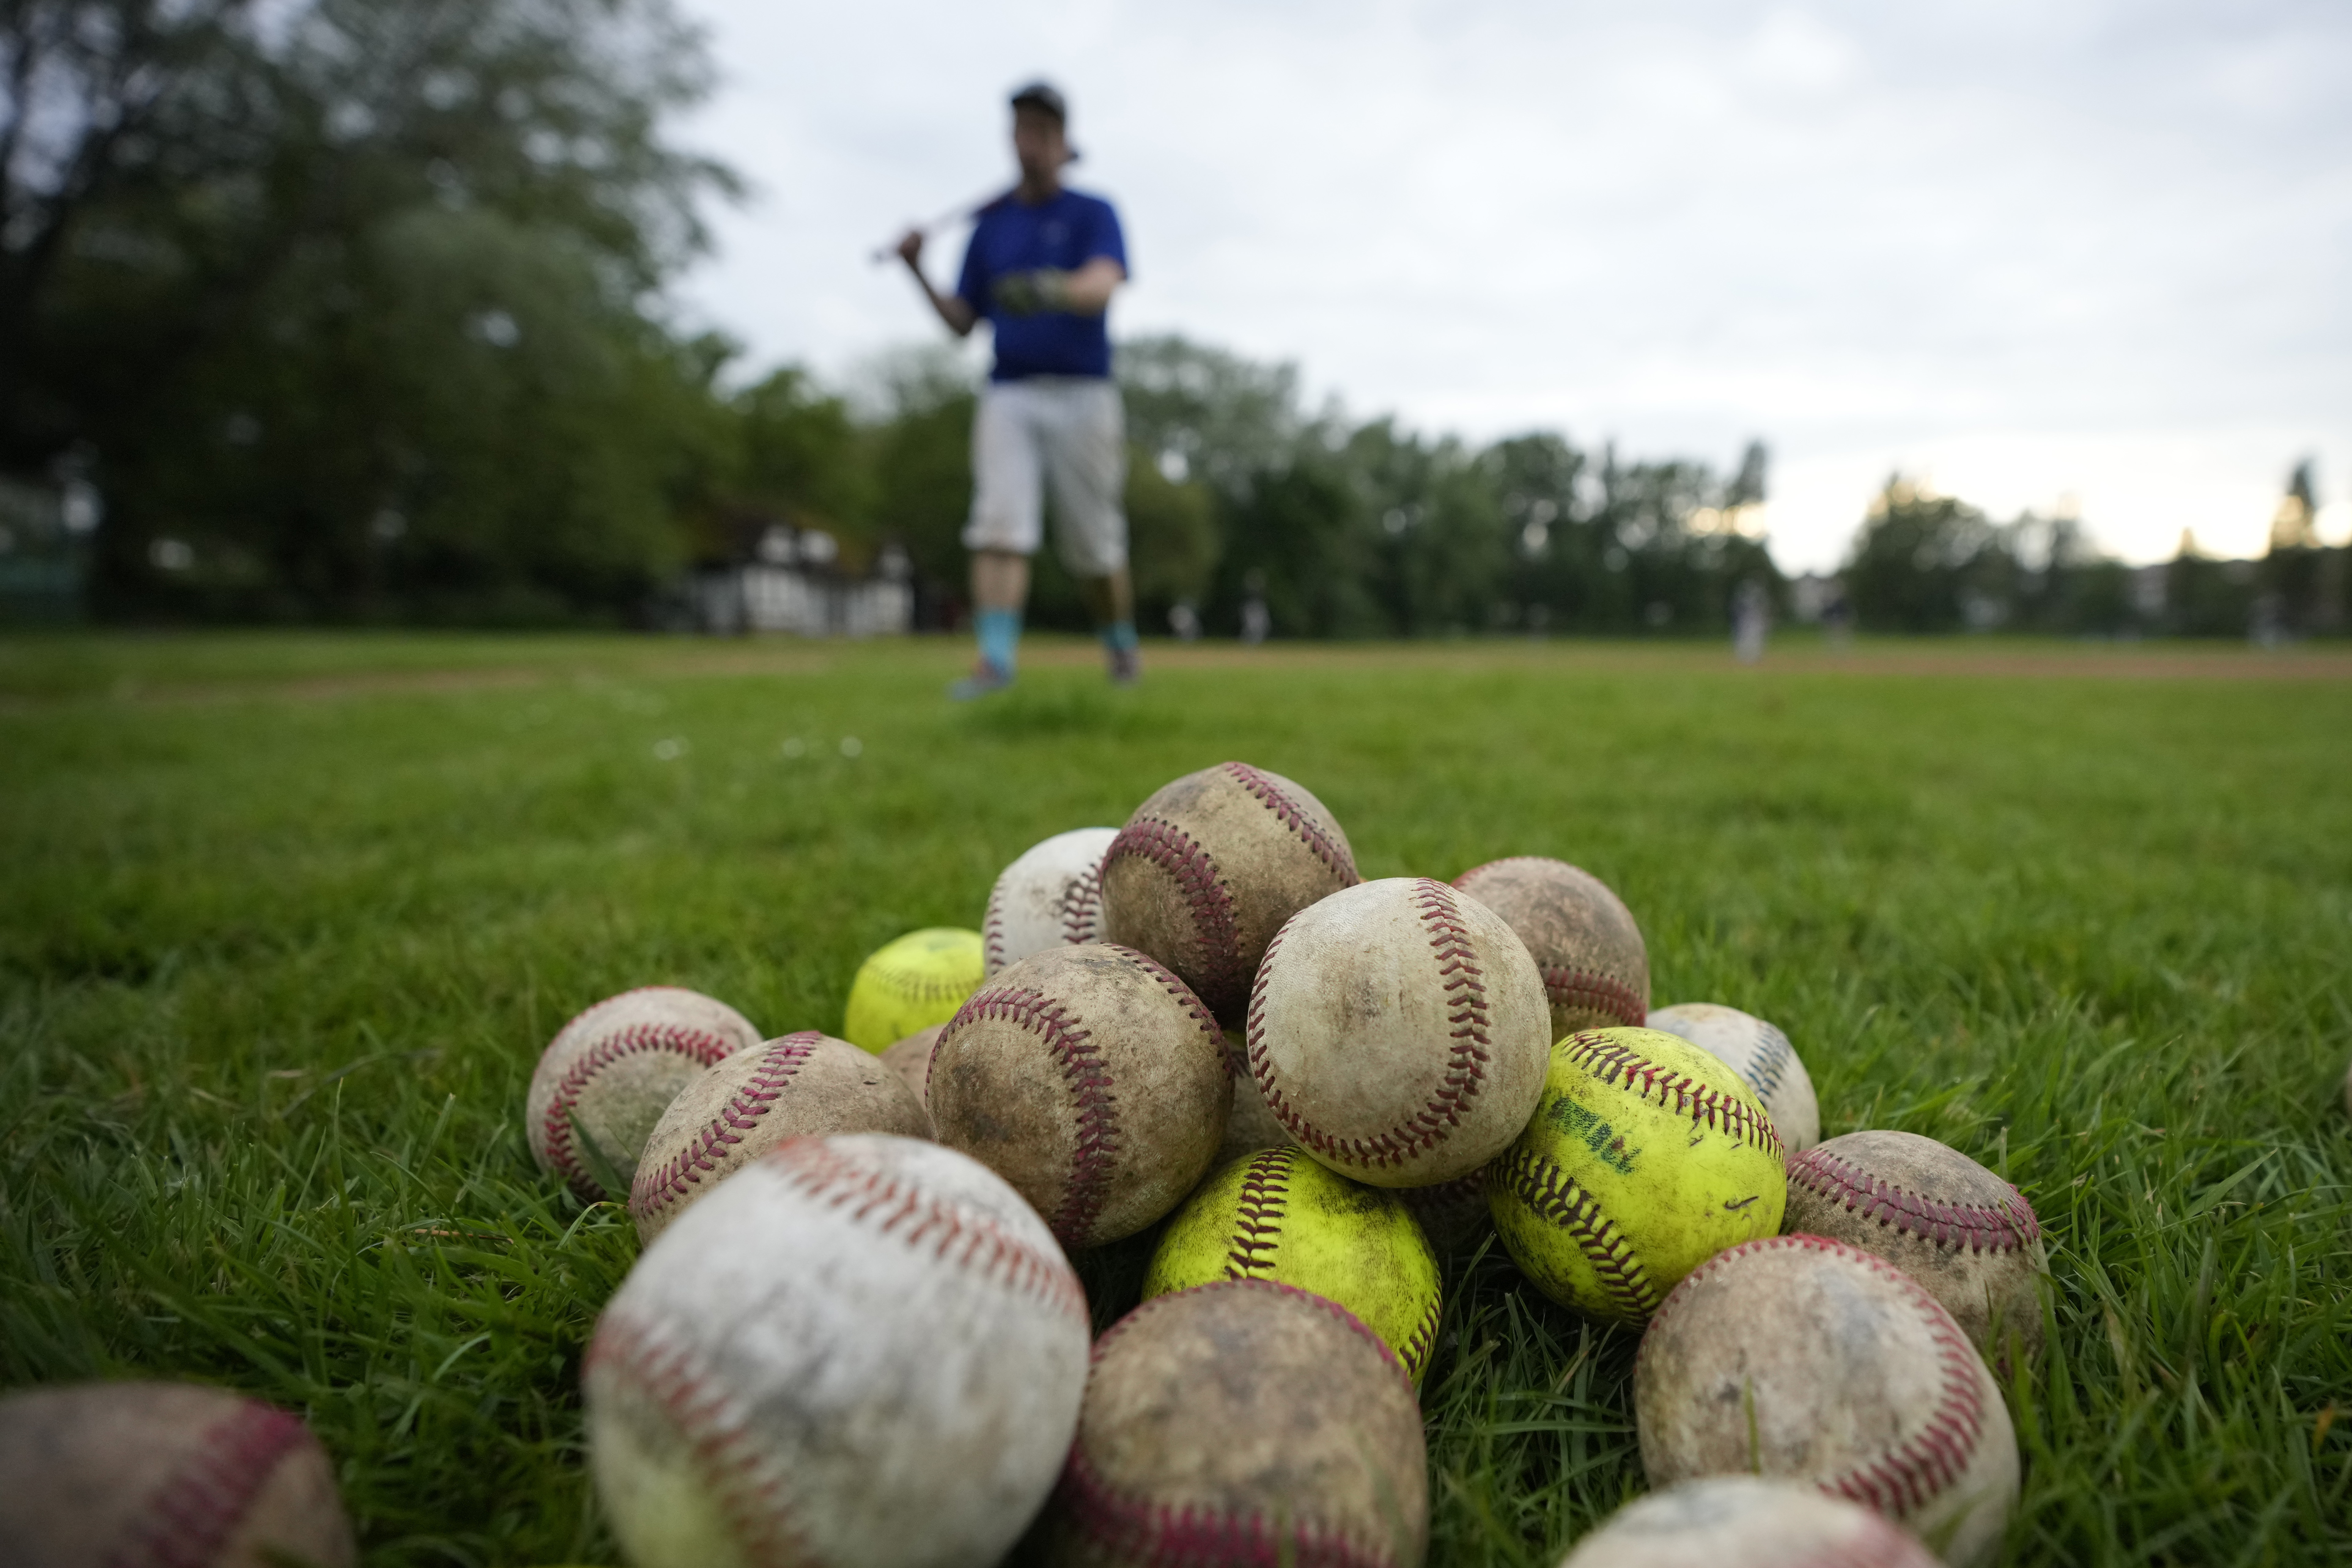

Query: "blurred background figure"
(1240, 570), (1271, 645)
(1732, 577), (1770, 664)
(894, 81), (1138, 698)
(1821, 581), (1854, 651)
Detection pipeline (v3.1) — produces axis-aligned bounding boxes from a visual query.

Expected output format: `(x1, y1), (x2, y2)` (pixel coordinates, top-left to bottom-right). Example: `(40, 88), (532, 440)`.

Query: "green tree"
(1845, 477), (2010, 633)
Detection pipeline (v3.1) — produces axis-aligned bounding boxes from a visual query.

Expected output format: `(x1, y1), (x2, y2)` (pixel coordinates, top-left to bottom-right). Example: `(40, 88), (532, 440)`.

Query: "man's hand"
(992, 269), (1073, 318)
(895, 230), (925, 267)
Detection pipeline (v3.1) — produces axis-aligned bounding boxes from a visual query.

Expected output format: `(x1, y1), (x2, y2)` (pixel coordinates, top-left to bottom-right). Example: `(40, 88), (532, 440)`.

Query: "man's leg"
(1039, 380), (1140, 683)
(954, 384), (1044, 697)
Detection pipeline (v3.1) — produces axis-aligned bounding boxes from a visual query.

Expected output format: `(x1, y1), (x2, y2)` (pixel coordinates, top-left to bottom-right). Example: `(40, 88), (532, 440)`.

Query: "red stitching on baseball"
(1788, 1147), (2042, 1254)
(1540, 965), (1646, 1028)
(1224, 1148), (1290, 1278)
(1249, 879), (1491, 1171)
(1220, 762), (1360, 884)
(587, 1314), (807, 1568)
(542, 1021), (740, 1199)
(106, 1399), (312, 1568)
(764, 1137), (1089, 1320)
(946, 985), (1123, 1247)
(984, 888), (1009, 974)
(1562, 1030), (1782, 1159)
(1053, 1438), (1398, 1568)
(1637, 1235), (1989, 1523)
(1491, 1142), (1658, 1318)
(1398, 1290), (1442, 1379)
(1103, 817), (1244, 1010)
(1062, 862), (1105, 947)
(628, 1032), (820, 1224)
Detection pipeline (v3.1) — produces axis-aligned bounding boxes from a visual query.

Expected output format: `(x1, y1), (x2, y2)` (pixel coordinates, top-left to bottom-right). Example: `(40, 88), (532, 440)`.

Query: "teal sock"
(977, 609), (1021, 673)
(1100, 620), (1139, 653)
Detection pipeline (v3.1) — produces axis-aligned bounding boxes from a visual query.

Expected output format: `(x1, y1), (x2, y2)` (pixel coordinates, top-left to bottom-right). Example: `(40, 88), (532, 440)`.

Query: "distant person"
(1732, 578), (1769, 664)
(1822, 582), (1853, 651)
(895, 81), (1137, 698)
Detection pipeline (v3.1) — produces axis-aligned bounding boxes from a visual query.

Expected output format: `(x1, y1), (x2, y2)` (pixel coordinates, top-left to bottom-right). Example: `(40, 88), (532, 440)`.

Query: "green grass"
(2, 631), (2349, 1566)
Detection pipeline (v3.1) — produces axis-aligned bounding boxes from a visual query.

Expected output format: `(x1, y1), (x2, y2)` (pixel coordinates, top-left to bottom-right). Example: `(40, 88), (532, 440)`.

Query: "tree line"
(4, 2), (2337, 639)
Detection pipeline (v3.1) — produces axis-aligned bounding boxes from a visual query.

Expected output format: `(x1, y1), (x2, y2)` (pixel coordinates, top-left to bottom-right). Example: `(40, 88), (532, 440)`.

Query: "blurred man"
(897, 82), (1136, 698)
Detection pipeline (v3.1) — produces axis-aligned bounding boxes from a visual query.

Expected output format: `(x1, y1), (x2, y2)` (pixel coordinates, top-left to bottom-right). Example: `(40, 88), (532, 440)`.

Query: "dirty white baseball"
(1556, 1476), (1939, 1568)
(985, 827), (1118, 977)
(1646, 1002), (1820, 1152)
(1248, 876), (1550, 1188)
(0, 1381), (357, 1568)
(1785, 1129), (2048, 1366)
(527, 987), (763, 1201)
(1635, 1234), (2019, 1568)
(587, 1134), (1092, 1568)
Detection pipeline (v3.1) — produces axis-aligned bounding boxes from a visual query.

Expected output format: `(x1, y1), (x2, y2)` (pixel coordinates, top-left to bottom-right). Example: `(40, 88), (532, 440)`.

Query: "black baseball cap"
(1009, 81), (1067, 124)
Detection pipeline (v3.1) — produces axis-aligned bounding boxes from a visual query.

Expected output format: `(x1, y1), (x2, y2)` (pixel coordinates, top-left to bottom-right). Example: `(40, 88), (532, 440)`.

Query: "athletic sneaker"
(948, 659), (1015, 701)
(1107, 645), (1141, 686)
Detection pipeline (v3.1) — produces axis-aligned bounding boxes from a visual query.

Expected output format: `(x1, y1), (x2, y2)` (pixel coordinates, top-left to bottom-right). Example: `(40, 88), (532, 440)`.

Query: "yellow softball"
(1489, 1026), (1786, 1324)
(842, 928), (985, 1051)
(1142, 1146), (1443, 1381)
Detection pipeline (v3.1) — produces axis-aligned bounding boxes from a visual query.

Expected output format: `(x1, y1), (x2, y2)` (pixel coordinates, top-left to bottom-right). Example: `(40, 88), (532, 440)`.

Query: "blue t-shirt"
(957, 187), (1128, 381)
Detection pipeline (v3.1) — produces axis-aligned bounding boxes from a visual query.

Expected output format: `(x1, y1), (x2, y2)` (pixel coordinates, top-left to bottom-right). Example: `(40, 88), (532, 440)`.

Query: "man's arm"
(897, 231), (978, 337)
(1054, 256), (1125, 316)
(991, 256), (1126, 318)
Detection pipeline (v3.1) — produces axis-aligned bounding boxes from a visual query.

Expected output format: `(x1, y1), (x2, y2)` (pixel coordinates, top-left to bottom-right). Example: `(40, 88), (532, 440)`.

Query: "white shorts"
(964, 378), (1130, 578)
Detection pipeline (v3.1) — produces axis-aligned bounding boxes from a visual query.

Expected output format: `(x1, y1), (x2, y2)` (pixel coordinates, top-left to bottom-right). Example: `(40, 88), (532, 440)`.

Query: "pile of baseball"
(0, 762), (2048, 1568)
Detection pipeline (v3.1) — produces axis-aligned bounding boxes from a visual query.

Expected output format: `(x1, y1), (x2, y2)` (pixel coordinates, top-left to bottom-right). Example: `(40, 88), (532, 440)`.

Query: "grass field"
(3, 631), (2349, 1567)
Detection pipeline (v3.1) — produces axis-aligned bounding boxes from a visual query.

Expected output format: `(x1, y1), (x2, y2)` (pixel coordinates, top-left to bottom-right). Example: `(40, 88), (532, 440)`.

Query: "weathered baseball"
(526, 986), (763, 1201)
(1635, 1235), (2019, 1568)
(1453, 857), (1648, 1035)
(1248, 876), (1551, 1188)
(1785, 1130), (2048, 1365)
(1032, 1279), (1429, 1568)
(1398, 1167), (1494, 1256)
(1489, 1028), (1785, 1323)
(1100, 761), (1359, 1025)
(1213, 1028), (1294, 1168)
(985, 826), (1118, 977)
(627, 1030), (932, 1242)
(1143, 1146), (1445, 1381)
(879, 1024), (944, 1108)
(588, 1134), (1091, 1568)
(1646, 1002), (1820, 1152)
(0, 1382), (356, 1568)
(930, 942), (1230, 1248)
(1556, 1476), (1941, 1568)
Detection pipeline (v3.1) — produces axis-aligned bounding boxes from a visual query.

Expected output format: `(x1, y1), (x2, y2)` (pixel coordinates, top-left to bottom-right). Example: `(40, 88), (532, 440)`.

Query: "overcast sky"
(667, 1), (2352, 571)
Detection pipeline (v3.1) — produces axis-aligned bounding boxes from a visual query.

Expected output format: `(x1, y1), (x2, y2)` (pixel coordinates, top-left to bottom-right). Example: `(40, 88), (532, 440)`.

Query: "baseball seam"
(1539, 965), (1646, 1028)
(107, 1399), (311, 1568)
(540, 1022), (741, 1199)
(629, 1032), (820, 1224)
(1562, 1031), (1783, 1158)
(1746, 1021), (1796, 1099)
(1492, 1142), (1658, 1319)
(1248, 880), (1492, 1172)
(1788, 1147), (2041, 1253)
(769, 1137), (1089, 1319)
(1399, 1290), (1443, 1380)
(1221, 762), (1360, 883)
(588, 1314), (806, 1568)
(1062, 864), (1105, 946)
(983, 887), (1009, 974)
(868, 958), (974, 1004)
(1225, 1148), (1290, 1279)
(1640, 1236), (1989, 1523)
(1053, 1440), (1395, 1568)
(1103, 817), (1243, 1010)
(949, 984), (1123, 1247)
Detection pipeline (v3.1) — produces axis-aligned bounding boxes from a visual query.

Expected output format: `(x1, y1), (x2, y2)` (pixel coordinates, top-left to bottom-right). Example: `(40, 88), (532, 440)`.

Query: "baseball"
(1489, 1027), (1786, 1323)
(627, 1030), (932, 1242)
(588, 1134), (1091, 1568)
(1453, 857), (1649, 1036)
(1032, 1279), (1429, 1568)
(1785, 1129), (2048, 1365)
(1248, 876), (1551, 1188)
(929, 942), (1230, 1248)
(1099, 761), (1360, 1025)
(985, 826), (1118, 977)
(1634, 1234), (2020, 1568)
(0, 1381), (356, 1568)
(1646, 1002), (1820, 1152)
(526, 986), (763, 1202)
(1555, 1476), (1940, 1568)
(879, 1024), (943, 1108)
(842, 927), (985, 1050)
(1143, 1146), (1445, 1381)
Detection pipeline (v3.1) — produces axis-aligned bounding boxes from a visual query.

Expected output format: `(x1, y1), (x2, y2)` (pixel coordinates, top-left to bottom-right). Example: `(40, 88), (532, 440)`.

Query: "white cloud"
(668, 0), (2352, 569)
